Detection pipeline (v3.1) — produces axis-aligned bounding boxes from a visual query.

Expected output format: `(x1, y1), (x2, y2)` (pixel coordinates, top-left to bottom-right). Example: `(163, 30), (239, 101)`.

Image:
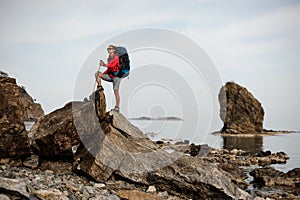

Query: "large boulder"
(28, 88), (106, 157)
(19, 86), (44, 121)
(250, 167), (300, 188)
(0, 77), (30, 158)
(218, 82), (264, 134)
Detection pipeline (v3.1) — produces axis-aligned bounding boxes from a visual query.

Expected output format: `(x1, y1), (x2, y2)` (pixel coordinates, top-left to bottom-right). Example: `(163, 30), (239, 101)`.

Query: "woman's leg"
(112, 77), (122, 112)
(95, 71), (104, 87)
(114, 89), (120, 107)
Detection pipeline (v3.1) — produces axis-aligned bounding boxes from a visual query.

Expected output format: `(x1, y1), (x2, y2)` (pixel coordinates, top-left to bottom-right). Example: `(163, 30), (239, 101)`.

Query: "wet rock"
(188, 144), (211, 157)
(218, 82), (264, 134)
(0, 177), (30, 199)
(256, 151), (289, 166)
(251, 167), (300, 188)
(250, 167), (283, 187)
(0, 77), (31, 158)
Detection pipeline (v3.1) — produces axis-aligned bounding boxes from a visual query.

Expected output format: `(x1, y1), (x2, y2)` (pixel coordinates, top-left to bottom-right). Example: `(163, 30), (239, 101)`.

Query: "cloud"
(184, 3), (300, 72)
(221, 4), (300, 39)
(0, 0), (177, 44)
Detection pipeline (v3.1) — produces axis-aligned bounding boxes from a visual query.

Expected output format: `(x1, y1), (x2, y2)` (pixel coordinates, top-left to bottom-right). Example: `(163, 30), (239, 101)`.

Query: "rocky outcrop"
(19, 86), (44, 121)
(250, 167), (300, 188)
(250, 167), (300, 199)
(218, 82), (264, 134)
(28, 87), (252, 199)
(0, 77), (30, 158)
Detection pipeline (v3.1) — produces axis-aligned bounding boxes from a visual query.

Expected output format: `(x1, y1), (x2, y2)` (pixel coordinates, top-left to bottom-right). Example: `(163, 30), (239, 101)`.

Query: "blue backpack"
(115, 46), (130, 78)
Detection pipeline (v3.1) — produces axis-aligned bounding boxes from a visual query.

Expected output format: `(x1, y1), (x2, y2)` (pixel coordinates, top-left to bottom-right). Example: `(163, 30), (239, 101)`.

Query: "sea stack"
(218, 82), (264, 134)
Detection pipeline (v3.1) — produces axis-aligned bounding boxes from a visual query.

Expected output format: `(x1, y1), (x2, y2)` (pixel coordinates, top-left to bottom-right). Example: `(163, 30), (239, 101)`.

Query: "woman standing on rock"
(95, 45), (123, 112)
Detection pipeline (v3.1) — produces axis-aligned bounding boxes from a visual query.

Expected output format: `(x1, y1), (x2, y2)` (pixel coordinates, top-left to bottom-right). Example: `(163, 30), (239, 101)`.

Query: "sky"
(1, 0), (300, 133)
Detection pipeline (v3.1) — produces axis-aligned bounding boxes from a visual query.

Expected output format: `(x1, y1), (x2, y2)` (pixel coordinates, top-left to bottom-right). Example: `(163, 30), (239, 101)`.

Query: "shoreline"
(211, 129), (298, 137)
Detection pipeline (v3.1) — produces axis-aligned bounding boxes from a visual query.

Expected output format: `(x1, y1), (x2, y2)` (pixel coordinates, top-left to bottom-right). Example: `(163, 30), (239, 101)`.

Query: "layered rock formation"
(0, 77), (30, 158)
(218, 82), (264, 134)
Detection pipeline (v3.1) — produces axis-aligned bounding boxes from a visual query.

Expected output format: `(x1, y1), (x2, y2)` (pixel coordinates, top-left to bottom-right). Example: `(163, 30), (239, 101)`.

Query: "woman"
(95, 45), (123, 112)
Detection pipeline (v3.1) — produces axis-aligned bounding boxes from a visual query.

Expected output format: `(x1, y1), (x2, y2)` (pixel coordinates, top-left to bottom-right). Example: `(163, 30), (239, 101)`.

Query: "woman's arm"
(104, 56), (119, 69)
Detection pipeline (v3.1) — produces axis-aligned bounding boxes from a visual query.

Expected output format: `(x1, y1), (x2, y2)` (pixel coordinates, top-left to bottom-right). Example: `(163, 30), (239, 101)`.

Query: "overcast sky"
(1, 0), (300, 133)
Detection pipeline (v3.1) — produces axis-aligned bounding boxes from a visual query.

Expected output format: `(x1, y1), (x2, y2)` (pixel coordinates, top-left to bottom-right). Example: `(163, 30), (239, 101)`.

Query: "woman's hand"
(99, 60), (105, 66)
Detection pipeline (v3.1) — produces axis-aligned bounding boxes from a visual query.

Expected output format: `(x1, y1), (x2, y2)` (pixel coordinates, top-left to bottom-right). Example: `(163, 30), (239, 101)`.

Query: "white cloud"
(221, 4), (300, 39)
(183, 3), (300, 72)
(0, 0), (176, 44)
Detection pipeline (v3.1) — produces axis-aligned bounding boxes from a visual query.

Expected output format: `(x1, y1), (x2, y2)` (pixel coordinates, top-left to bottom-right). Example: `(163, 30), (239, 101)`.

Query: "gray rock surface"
(0, 177), (30, 199)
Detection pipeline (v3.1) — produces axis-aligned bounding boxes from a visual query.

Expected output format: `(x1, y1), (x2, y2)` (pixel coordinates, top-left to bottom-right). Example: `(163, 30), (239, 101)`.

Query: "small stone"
(65, 183), (80, 192)
(45, 169), (54, 174)
(94, 183), (105, 188)
(230, 149), (238, 155)
(86, 186), (94, 194)
(82, 189), (90, 200)
(146, 185), (157, 193)
(0, 158), (10, 165)
(158, 191), (168, 199)
(28, 173), (34, 180)
(63, 190), (69, 196)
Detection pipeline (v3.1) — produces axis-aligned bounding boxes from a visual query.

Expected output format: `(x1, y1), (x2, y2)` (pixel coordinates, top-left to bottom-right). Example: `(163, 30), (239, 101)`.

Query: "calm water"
(130, 120), (300, 172)
(25, 120), (299, 172)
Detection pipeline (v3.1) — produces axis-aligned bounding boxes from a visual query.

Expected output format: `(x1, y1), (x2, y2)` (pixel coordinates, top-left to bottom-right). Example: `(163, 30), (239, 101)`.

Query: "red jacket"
(103, 54), (119, 78)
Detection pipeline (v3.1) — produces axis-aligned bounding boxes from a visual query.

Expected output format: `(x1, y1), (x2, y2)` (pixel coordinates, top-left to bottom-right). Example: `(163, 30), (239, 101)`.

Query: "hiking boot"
(113, 105), (120, 113)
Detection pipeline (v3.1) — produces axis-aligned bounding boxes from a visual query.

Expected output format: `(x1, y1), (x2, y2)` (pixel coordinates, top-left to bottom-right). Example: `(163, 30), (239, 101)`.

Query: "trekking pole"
(92, 62), (101, 93)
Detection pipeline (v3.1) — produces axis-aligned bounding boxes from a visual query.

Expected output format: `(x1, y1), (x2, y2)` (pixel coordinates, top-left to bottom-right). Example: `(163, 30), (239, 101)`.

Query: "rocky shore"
(1, 142), (298, 199)
(1, 76), (299, 200)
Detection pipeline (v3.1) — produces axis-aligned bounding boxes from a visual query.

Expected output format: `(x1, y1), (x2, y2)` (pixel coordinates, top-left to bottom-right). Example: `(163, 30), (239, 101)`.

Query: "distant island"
(129, 116), (183, 121)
